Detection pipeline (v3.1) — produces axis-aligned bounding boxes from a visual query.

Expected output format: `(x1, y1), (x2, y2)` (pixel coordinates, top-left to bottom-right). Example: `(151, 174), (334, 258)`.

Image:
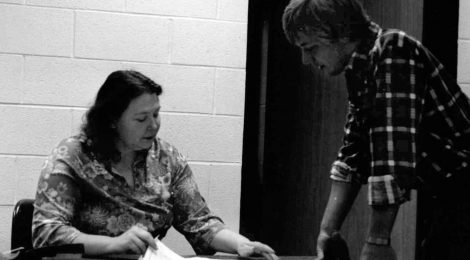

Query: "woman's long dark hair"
(81, 70), (162, 163)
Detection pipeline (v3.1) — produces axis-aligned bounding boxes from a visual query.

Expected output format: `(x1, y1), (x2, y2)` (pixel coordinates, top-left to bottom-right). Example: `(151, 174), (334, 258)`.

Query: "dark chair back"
(9, 199), (84, 260)
(11, 199), (34, 250)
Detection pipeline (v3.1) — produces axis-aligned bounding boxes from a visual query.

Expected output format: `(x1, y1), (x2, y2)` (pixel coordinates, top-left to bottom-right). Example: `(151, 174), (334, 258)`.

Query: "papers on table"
(143, 240), (213, 260)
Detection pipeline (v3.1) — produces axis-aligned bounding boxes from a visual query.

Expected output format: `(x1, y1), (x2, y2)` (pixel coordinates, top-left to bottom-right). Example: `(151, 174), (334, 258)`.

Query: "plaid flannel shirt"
(331, 23), (470, 206)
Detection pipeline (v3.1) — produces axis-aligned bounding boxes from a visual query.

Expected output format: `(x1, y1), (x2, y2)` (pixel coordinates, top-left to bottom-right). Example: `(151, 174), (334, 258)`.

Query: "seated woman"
(32, 70), (277, 260)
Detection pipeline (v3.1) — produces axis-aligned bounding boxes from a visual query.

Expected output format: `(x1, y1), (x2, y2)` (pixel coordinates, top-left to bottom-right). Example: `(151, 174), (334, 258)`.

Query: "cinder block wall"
(459, 0), (470, 96)
(0, 0), (248, 255)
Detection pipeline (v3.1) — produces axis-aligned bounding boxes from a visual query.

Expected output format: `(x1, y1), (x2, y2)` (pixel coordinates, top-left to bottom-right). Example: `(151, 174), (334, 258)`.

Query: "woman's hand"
(359, 243), (396, 260)
(237, 240), (279, 260)
(107, 225), (157, 255)
(315, 231), (350, 260)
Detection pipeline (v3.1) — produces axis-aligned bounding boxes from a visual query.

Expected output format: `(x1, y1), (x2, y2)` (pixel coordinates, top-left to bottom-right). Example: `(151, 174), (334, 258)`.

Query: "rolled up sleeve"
(330, 102), (371, 185)
(366, 35), (425, 205)
(368, 175), (408, 205)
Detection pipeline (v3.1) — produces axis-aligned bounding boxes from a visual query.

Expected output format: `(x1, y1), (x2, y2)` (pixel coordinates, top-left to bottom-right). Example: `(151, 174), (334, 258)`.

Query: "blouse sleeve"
(170, 151), (225, 255)
(32, 143), (83, 248)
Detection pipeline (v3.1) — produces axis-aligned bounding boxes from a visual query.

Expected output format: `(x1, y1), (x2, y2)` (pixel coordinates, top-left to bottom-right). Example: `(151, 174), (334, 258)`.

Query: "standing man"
(282, 0), (470, 259)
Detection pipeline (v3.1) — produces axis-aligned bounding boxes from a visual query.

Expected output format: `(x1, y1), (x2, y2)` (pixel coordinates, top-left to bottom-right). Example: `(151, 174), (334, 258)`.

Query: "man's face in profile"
(294, 27), (351, 76)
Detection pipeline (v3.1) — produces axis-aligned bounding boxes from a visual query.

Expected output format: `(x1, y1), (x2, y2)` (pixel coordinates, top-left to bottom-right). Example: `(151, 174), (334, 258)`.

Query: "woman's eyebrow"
(134, 107), (161, 116)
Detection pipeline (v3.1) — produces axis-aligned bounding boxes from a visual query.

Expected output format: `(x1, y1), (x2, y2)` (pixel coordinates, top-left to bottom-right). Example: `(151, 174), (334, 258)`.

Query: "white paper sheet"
(143, 240), (214, 260)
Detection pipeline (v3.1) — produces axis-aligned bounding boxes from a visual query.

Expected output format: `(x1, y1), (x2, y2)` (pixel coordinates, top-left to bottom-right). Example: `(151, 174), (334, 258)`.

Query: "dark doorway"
(416, 1), (459, 259)
(241, 0), (458, 259)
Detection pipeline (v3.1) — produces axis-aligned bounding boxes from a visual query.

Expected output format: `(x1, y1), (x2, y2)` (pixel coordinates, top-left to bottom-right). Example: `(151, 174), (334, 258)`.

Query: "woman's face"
(115, 93), (161, 153)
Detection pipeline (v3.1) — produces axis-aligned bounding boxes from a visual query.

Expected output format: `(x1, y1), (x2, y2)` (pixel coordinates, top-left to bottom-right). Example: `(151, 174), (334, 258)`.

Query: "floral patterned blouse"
(32, 135), (225, 254)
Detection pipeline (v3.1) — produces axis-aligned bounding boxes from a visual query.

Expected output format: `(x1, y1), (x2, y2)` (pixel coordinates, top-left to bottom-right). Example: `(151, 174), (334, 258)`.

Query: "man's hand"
(314, 181), (360, 259)
(359, 243), (396, 260)
(315, 231), (350, 260)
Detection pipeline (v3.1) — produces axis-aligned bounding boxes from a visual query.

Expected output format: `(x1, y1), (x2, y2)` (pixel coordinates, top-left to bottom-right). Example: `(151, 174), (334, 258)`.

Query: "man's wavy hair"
(81, 70), (162, 163)
(282, 0), (371, 44)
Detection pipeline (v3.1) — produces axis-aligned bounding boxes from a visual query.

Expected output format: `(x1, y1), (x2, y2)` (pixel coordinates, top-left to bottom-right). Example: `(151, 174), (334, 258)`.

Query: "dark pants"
(419, 171), (470, 260)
